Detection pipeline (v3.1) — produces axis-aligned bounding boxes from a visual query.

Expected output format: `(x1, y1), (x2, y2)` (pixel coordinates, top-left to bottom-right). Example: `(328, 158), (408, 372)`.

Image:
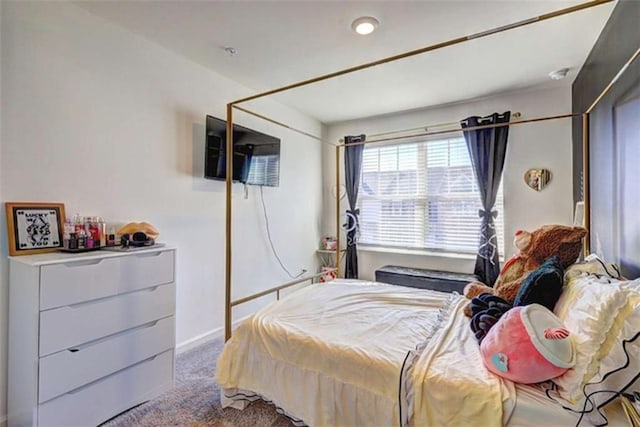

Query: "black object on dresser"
(375, 265), (479, 294)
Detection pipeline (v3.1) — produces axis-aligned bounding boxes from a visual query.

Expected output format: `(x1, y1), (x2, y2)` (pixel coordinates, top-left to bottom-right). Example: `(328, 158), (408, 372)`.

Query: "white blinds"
(358, 136), (504, 254)
(247, 154), (280, 186)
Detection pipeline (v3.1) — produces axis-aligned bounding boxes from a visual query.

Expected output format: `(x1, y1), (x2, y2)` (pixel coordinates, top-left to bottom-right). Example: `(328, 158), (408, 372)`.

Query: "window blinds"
(358, 136), (504, 254)
(246, 154), (280, 186)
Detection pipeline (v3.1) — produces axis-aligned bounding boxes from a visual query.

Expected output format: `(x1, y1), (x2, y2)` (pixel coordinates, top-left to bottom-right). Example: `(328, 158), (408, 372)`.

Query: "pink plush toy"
(480, 304), (576, 384)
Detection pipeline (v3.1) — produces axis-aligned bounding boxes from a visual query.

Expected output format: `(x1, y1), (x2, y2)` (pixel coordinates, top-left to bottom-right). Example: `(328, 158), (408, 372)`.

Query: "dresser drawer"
(39, 316), (174, 403)
(38, 349), (174, 427)
(39, 282), (175, 356)
(40, 250), (174, 310)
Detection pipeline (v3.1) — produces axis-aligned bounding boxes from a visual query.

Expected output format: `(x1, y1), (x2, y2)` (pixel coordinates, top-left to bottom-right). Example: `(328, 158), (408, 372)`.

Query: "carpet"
(101, 338), (295, 427)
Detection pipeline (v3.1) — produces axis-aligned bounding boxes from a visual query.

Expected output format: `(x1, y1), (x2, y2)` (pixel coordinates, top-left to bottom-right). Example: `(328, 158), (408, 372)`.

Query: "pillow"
(552, 274), (635, 406)
(480, 304), (575, 384)
(579, 286), (640, 425)
(513, 256), (564, 311)
(564, 254), (624, 282)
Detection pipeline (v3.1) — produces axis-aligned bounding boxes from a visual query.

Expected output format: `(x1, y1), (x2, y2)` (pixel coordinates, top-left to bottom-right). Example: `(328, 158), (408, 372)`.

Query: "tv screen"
(204, 115), (281, 187)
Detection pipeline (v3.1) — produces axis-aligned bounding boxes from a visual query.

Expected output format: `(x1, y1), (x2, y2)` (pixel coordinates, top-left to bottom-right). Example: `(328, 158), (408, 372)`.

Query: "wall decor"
(5, 202), (66, 256)
(524, 168), (552, 192)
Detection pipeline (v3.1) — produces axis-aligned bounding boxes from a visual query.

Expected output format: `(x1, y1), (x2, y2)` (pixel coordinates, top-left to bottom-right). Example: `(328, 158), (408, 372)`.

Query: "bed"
(216, 1), (640, 425)
(217, 272), (639, 426)
(219, 281), (492, 426)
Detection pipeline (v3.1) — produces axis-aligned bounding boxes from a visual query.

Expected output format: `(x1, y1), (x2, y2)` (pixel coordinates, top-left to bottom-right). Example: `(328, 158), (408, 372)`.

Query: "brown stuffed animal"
(463, 224), (587, 316)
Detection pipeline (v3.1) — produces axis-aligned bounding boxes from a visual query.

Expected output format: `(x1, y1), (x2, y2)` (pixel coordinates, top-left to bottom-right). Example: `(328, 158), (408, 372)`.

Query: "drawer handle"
(66, 319), (161, 353)
(63, 259), (103, 267)
(134, 251), (164, 258)
(61, 285), (164, 310)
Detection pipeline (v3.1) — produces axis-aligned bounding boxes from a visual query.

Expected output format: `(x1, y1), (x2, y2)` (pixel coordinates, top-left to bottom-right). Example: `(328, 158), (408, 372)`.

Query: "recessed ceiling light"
(352, 17), (379, 35)
(549, 68), (570, 80)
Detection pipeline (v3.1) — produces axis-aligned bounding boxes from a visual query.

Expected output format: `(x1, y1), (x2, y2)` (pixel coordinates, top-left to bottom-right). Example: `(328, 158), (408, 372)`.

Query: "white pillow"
(579, 288), (640, 425)
(564, 254), (624, 282)
(552, 274), (634, 405)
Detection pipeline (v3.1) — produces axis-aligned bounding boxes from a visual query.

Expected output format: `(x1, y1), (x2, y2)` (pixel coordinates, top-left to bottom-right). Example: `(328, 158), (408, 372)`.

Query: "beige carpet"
(101, 338), (296, 427)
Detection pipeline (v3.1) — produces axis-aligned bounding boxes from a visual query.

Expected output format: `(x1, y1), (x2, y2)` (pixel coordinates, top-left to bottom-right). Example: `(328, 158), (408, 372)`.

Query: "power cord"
(259, 185), (306, 279)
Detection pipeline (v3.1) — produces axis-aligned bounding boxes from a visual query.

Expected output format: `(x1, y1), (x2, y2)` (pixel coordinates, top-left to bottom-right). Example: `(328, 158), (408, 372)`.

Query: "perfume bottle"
(63, 219), (74, 249)
(107, 227), (116, 246)
(97, 217), (106, 247)
(87, 216), (100, 248)
(77, 229), (86, 249)
(72, 213), (84, 233)
(85, 225), (94, 249)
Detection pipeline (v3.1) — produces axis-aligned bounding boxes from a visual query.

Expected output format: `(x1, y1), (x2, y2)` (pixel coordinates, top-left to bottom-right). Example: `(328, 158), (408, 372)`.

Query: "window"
(246, 154), (279, 186)
(358, 136), (504, 254)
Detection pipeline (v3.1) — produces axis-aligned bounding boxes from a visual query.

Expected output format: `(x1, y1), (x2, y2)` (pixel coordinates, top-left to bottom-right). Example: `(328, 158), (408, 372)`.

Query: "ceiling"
(76, 0), (615, 124)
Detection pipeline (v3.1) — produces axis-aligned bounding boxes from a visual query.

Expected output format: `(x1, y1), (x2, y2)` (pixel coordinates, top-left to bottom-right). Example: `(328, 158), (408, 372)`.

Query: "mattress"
(218, 279), (463, 426)
(216, 279), (627, 426)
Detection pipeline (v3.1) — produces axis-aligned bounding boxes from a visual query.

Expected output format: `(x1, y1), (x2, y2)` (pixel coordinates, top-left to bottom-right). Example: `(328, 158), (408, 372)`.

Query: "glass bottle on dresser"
(97, 217), (106, 247)
(87, 216), (100, 248)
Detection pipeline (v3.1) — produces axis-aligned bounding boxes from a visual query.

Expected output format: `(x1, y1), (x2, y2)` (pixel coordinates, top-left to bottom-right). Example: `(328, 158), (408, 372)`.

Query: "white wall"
(323, 85), (574, 280)
(0, 2), (323, 421)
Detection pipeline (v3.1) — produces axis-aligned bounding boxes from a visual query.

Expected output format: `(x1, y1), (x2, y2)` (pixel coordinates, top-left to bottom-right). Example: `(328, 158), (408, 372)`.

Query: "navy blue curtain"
(343, 135), (365, 279)
(461, 112), (510, 286)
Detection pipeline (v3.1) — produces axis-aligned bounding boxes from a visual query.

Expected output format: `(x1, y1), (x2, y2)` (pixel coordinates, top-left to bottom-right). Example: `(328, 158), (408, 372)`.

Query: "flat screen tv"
(204, 115), (281, 187)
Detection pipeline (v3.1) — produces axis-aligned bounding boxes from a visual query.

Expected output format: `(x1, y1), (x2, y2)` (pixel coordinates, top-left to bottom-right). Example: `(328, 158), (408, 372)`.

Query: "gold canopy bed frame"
(222, 0), (639, 341)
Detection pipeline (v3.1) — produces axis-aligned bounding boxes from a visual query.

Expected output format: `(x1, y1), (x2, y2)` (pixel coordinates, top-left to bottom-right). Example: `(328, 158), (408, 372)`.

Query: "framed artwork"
(5, 202), (66, 256)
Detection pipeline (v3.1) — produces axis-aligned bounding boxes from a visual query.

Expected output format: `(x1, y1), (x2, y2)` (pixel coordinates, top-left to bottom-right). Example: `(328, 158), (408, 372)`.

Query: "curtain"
(461, 112), (510, 286)
(343, 134), (366, 279)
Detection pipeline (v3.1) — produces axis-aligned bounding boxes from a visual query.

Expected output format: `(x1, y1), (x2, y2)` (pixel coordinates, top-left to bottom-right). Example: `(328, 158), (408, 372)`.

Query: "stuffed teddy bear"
(463, 224), (587, 316)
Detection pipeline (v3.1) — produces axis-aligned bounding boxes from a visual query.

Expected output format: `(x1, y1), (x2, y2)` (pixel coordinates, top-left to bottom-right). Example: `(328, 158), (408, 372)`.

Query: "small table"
(316, 249), (346, 268)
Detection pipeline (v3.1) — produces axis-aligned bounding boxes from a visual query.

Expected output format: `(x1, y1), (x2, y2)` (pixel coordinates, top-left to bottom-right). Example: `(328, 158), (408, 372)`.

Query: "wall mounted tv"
(204, 115), (281, 187)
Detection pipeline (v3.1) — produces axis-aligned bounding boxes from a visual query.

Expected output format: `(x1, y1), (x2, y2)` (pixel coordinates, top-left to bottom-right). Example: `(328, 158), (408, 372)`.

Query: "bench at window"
(374, 265), (479, 294)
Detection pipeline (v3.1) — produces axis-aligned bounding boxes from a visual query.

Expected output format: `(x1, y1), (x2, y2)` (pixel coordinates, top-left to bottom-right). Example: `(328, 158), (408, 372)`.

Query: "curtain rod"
(338, 112), (580, 148)
(338, 112), (522, 143)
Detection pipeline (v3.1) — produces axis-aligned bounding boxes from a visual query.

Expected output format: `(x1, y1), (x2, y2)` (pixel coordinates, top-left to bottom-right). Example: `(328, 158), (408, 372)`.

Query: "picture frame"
(5, 202), (66, 256)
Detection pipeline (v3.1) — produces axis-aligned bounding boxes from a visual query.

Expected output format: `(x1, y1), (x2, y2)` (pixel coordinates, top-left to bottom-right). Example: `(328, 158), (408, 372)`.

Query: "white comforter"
(216, 279), (514, 426)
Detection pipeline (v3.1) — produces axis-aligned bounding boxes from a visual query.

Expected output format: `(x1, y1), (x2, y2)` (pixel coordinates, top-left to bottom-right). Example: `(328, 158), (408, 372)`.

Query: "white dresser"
(8, 247), (176, 427)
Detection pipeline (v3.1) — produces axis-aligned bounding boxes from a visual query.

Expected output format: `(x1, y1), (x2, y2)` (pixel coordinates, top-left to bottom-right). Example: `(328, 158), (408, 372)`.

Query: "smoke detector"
(224, 47), (238, 56)
(549, 68), (570, 80)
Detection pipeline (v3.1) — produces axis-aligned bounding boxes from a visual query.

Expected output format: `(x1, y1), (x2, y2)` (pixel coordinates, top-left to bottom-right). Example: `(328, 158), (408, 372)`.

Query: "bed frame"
(222, 0), (640, 341)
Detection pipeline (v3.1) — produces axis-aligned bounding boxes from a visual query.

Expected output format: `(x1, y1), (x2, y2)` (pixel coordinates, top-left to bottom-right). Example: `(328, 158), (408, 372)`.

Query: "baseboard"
(176, 315), (250, 354)
(176, 328), (222, 354)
